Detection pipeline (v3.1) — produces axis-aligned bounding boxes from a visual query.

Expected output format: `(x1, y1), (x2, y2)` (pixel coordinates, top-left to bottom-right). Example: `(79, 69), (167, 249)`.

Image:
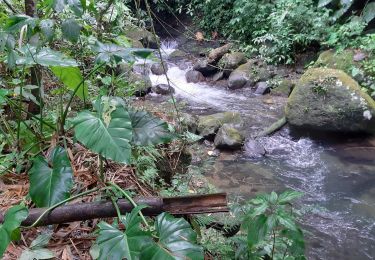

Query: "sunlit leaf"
(278, 190), (303, 204)
(16, 45), (78, 67)
(29, 146), (73, 207)
(50, 66), (87, 100)
(4, 15), (37, 32)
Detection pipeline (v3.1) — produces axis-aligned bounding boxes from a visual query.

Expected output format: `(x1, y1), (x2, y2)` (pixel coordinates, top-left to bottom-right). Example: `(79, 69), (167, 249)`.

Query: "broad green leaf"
(0, 204), (28, 257)
(19, 232), (54, 260)
(39, 19), (55, 41)
(50, 66), (87, 100)
(362, 3), (375, 23)
(96, 207), (152, 260)
(278, 190), (303, 205)
(4, 15), (37, 32)
(72, 99), (133, 164)
(277, 213), (298, 232)
(0, 89), (9, 105)
(141, 213), (204, 260)
(66, 0), (84, 16)
(129, 110), (174, 146)
(247, 214), (268, 249)
(61, 18), (81, 43)
(29, 146), (73, 207)
(16, 46), (78, 67)
(269, 191), (278, 204)
(19, 248), (54, 260)
(93, 41), (152, 64)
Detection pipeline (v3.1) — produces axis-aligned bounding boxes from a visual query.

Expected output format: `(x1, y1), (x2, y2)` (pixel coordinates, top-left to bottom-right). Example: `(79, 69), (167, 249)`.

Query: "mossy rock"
(214, 124), (244, 150)
(197, 112), (243, 139)
(314, 49), (355, 73)
(228, 60), (272, 89)
(128, 72), (152, 96)
(169, 50), (187, 59)
(124, 27), (158, 49)
(271, 79), (295, 97)
(286, 68), (375, 133)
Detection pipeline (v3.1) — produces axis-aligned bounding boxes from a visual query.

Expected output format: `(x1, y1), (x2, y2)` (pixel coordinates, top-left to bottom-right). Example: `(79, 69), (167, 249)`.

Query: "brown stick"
(0, 193), (228, 227)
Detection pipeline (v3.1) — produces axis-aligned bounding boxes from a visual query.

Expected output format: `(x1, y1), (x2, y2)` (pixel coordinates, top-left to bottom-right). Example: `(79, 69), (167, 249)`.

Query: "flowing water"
(149, 41), (375, 259)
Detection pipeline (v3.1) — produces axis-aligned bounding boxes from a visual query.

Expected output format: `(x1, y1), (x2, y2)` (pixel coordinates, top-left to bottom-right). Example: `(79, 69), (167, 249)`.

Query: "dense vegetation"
(0, 0), (374, 259)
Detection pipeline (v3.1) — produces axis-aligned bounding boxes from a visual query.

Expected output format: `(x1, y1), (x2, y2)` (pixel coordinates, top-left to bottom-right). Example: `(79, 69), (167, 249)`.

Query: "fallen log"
(0, 193), (228, 227)
(257, 116), (287, 137)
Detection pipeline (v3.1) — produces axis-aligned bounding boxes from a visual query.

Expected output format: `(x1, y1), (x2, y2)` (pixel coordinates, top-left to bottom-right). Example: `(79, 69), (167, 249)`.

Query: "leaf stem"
(106, 182), (149, 228)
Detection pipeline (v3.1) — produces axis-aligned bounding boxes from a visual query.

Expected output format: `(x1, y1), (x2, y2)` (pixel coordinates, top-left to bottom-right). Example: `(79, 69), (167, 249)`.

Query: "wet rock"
(286, 68), (375, 133)
(151, 62), (168, 75)
(124, 27), (158, 49)
(228, 60), (272, 90)
(186, 70), (205, 83)
(197, 112), (243, 139)
(271, 79), (295, 97)
(152, 84), (175, 95)
(193, 59), (217, 76)
(214, 124), (244, 150)
(244, 140), (266, 158)
(180, 113), (198, 133)
(215, 80), (228, 88)
(169, 50), (187, 61)
(254, 82), (270, 95)
(218, 52), (247, 75)
(212, 71), (225, 82)
(207, 43), (233, 64)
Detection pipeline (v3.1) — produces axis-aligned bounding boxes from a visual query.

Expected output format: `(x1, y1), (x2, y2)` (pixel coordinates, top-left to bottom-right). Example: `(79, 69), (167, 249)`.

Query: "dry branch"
(0, 193), (228, 227)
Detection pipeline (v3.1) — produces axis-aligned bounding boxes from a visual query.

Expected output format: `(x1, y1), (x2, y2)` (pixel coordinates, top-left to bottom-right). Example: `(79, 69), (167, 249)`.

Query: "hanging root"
(257, 116), (287, 137)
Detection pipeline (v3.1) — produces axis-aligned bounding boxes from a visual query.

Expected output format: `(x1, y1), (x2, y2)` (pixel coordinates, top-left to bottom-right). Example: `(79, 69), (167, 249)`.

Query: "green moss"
(314, 49), (355, 73)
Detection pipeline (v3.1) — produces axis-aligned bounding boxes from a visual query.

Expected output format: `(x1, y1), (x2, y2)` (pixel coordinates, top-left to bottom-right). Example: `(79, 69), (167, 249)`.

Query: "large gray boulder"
(124, 27), (159, 49)
(228, 60), (272, 90)
(286, 68), (375, 133)
(193, 59), (217, 76)
(197, 112), (243, 139)
(214, 124), (244, 150)
(151, 62), (168, 75)
(129, 73), (152, 97)
(152, 84), (174, 95)
(244, 139), (266, 158)
(218, 52), (247, 75)
(186, 70), (205, 83)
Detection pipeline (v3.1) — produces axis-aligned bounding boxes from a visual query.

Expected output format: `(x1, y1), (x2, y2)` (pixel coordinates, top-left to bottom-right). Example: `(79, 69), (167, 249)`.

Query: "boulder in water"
(186, 70), (205, 83)
(228, 60), (272, 90)
(271, 79), (295, 97)
(214, 124), (244, 150)
(218, 52), (247, 75)
(286, 68), (375, 133)
(254, 81), (270, 95)
(124, 27), (158, 49)
(197, 112), (243, 139)
(193, 59), (217, 76)
(128, 72), (152, 97)
(211, 71), (225, 82)
(152, 84), (175, 95)
(244, 140), (266, 158)
(151, 62), (168, 75)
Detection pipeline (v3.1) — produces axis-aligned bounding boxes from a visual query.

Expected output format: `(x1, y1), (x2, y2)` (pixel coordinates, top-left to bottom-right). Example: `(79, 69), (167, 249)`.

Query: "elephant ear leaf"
(141, 213), (204, 260)
(94, 206), (152, 260)
(72, 98), (133, 164)
(0, 204), (28, 258)
(29, 146), (73, 207)
(129, 110), (174, 146)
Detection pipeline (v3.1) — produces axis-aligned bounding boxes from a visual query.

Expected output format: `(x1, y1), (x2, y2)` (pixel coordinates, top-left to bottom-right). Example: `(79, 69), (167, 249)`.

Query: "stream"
(148, 41), (375, 259)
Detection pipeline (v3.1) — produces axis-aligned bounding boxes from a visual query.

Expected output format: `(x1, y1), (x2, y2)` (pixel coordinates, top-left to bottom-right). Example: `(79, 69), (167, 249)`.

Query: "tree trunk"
(25, 0), (41, 116)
